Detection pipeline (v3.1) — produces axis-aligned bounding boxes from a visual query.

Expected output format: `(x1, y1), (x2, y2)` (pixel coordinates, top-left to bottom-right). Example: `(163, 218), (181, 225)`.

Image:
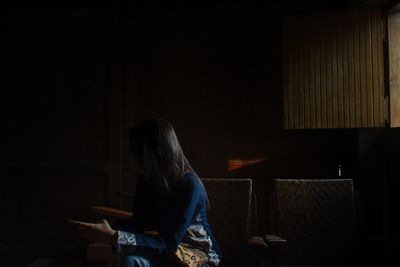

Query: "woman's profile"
(70, 118), (221, 267)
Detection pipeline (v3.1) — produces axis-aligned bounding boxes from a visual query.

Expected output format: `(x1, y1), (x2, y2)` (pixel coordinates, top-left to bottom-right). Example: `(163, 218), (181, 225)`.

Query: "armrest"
(248, 236), (268, 247)
(263, 234), (287, 247)
(91, 206), (132, 219)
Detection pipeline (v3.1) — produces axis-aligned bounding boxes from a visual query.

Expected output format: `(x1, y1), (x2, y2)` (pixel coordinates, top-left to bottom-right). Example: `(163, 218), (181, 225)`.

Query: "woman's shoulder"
(183, 170), (200, 184)
(177, 171), (202, 192)
(168, 171), (203, 203)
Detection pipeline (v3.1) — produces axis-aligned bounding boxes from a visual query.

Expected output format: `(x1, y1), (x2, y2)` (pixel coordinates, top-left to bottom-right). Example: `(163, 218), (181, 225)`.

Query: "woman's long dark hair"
(129, 118), (194, 195)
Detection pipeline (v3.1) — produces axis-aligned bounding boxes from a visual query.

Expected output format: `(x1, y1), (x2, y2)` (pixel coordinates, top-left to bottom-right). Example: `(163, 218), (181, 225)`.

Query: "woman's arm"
(70, 174), (202, 255)
(115, 174), (202, 255)
(69, 219), (118, 245)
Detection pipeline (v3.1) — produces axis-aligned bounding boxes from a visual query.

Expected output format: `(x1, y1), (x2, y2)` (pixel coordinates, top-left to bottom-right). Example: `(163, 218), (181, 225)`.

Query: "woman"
(70, 118), (221, 267)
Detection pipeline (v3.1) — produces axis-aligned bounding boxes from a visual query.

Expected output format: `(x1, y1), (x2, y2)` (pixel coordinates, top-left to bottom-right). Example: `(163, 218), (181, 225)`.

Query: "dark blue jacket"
(113, 171), (221, 262)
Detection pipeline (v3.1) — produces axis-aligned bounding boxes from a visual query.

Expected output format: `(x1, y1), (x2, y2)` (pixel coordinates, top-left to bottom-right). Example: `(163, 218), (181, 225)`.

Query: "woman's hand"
(69, 219), (118, 245)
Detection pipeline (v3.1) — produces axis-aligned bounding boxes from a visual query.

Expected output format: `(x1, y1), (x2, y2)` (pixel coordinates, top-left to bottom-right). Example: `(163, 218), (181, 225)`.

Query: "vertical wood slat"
(288, 16), (295, 129)
(372, 11), (380, 126)
(282, 17), (289, 129)
(348, 12), (356, 128)
(337, 12), (344, 128)
(304, 15), (311, 129)
(365, 10), (374, 127)
(282, 9), (385, 129)
(320, 14), (328, 128)
(375, 11), (386, 126)
(315, 14), (322, 128)
(343, 12), (350, 128)
(359, 12), (368, 127)
(331, 13), (339, 128)
(326, 13), (333, 128)
(354, 11), (362, 128)
(293, 16), (300, 128)
(298, 14), (305, 129)
(309, 15), (316, 128)
(287, 17), (296, 128)
(388, 11), (400, 127)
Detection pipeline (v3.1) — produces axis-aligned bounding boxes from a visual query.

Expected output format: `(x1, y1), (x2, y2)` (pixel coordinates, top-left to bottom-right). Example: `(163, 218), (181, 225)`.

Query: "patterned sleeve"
(113, 229), (169, 255)
(113, 230), (137, 255)
(118, 230), (137, 245)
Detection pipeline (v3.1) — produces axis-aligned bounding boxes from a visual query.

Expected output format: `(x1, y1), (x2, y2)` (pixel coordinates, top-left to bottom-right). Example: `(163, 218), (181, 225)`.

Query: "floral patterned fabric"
(180, 215), (220, 266)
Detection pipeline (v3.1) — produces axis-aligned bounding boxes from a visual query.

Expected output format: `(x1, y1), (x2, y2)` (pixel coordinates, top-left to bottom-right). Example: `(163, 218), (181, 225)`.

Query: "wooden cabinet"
(282, 9), (387, 129)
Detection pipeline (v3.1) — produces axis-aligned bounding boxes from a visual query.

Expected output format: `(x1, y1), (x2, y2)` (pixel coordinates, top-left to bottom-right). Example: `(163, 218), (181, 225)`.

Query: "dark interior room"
(1, 1), (399, 266)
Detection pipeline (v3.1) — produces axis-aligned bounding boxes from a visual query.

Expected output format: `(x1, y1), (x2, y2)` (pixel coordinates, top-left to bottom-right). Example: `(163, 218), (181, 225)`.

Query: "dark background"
(0, 0), (398, 259)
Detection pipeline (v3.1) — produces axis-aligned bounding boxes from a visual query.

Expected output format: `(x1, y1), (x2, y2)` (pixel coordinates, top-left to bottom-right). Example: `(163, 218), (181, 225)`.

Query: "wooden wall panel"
(282, 9), (385, 129)
(0, 174), (106, 243)
(388, 11), (400, 127)
(121, 170), (136, 211)
(0, 9), (116, 246)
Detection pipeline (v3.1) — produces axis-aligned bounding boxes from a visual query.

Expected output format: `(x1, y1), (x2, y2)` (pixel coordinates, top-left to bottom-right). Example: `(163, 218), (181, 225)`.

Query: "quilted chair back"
(201, 179), (252, 267)
(273, 179), (358, 266)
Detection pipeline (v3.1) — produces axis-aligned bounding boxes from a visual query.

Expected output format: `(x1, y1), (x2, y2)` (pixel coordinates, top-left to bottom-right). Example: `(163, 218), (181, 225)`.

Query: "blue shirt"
(113, 172), (221, 265)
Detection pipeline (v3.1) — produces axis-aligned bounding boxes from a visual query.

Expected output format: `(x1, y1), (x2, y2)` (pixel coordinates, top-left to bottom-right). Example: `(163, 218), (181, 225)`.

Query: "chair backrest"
(201, 178), (252, 267)
(273, 179), (358, 265)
